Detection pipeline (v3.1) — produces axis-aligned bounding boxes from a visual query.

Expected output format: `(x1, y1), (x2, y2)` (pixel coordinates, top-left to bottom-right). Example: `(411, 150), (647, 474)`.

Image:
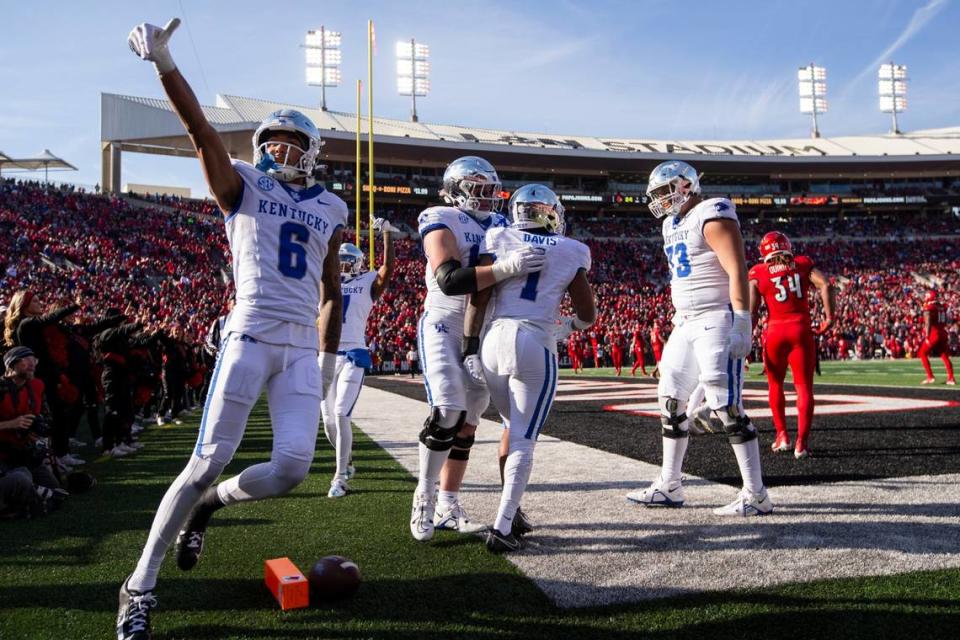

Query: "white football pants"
(481, 321), (559, 534)
(130, 333), (322, 590)
(657, 308), (745, 412)
(321, 355), (365, 479)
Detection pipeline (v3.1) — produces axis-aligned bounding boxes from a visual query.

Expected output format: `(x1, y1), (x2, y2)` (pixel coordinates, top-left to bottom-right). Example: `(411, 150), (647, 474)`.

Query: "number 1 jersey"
(485, 227), (591, 330)
(749, 255), (814, 325)
(661, 197), (739, 314)
(225, 160), (348, 348)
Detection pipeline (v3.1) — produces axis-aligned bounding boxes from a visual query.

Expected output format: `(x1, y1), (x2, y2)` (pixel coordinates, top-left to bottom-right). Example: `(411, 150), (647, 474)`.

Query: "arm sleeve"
(36, 304), (81, 326)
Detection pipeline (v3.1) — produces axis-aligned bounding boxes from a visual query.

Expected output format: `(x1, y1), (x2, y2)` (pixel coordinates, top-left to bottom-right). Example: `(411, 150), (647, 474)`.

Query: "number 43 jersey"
(749, 255), (815, 326)
(485, 227), (591, 330)
(225, 160), (348, 348)
(661, 197), (739, 315)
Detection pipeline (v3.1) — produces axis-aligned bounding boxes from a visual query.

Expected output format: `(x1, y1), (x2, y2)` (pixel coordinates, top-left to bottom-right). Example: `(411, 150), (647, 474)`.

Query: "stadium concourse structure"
(100, 92), (960, 218)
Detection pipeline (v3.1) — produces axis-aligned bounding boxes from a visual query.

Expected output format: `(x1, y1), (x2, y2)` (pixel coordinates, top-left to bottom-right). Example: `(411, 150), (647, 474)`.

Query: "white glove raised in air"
(372, 217), (400, 234)
(727, 311), (753, 360)
(490, 246), (545, 283)
(128, 18), (180, 74)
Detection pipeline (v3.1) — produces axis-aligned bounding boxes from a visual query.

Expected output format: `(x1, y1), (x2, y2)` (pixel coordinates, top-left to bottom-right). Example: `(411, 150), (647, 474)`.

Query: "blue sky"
(1, 0), (957, 196)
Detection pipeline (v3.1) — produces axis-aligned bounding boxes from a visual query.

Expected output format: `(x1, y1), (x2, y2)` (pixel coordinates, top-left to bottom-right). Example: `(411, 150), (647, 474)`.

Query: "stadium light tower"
(879, 62), (908, 135)
(304, 27), (342, 111)
(798, 64), (827, 138)
(396, 39), (430, 122)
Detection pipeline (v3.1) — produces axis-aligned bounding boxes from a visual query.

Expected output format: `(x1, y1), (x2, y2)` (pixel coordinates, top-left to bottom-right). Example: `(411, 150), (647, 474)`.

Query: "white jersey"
(338, 270), (378, 351)
(486, 227), (591, 331)
(224, 160), (348, 348)
(661, 197), (739, 315)
(418, 206), (509, 320)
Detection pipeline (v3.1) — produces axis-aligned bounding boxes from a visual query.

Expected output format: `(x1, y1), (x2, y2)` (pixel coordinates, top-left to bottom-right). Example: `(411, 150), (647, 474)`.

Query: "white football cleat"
(327, 478), (349, 498)
(410, 492), (436, 541)
(626, 477), (685, 507)
(434, 500), (486, 534)
(714, 487), (773, 517)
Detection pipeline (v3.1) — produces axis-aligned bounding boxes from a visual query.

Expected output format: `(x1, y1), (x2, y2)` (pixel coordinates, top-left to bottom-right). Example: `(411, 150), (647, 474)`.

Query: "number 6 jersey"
(225, 160), (348, 349)
(661, 197), (739, 315)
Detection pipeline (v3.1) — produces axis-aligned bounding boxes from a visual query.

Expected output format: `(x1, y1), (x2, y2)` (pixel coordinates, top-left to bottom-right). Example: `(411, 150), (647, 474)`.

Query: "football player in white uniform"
(411, 157), (545, 542)
(463, 185), (595, 552)
(120, 19), (346, 640)
(626, 161), (772, 517)
(322, 221), (396, 498)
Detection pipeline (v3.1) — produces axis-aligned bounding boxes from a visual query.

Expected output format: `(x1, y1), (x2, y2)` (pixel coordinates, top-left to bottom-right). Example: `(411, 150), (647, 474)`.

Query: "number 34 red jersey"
(749, 255), (815, 325)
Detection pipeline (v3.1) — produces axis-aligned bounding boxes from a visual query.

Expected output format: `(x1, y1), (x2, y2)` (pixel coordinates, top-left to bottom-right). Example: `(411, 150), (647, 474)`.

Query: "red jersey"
(924, 301), (946, 330)
(749, 255), (815, 325)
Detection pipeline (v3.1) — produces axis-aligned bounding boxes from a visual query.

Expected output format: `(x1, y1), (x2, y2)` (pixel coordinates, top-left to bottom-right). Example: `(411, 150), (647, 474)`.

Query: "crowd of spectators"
(0, 177), (956, 516)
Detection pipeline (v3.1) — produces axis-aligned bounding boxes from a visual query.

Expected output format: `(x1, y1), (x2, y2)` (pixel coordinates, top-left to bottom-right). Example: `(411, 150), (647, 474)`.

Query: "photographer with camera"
(0, 346), (66, 513)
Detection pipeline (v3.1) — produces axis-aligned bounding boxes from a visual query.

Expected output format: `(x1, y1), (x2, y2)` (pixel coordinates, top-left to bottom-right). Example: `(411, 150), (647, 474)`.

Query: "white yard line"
(352, 385), (960, 609)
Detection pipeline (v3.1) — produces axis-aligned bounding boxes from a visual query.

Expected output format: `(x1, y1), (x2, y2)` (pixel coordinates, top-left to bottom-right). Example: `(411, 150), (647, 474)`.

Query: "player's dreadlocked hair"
(768, 254), (795, 268)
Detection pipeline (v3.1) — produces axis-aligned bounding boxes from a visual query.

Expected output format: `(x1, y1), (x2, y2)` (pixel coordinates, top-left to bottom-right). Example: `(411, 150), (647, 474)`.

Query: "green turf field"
(563, 358), (959, 389)
(1, 405), (957, 640)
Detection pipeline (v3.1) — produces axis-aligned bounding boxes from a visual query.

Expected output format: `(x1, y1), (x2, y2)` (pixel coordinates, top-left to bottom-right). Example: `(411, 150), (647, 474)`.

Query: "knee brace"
(718, 406), (758, 444)
(659, 397), (689, 439)
(448, 428), (476, 461)
(418, 407), (466, 452)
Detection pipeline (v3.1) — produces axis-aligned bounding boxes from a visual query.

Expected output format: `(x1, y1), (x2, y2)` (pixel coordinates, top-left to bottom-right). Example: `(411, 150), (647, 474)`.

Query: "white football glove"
(128, 18), (180, 74)
(462, 354), (486, 387)
(372, 217), (399, 234)
(318, 351), (338, 398)
(490, 246), (546, 283)
(554, 316), (576, 342)
(728, 311), (753, 360)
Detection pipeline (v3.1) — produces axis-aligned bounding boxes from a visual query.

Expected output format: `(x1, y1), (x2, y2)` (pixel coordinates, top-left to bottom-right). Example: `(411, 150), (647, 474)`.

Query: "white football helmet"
(252, 109), (322, 183)
(646, 160), (701, 219)
(339, 243), (364, 279)
(508, 184), (566, 235)
(440, 156), (502, 219)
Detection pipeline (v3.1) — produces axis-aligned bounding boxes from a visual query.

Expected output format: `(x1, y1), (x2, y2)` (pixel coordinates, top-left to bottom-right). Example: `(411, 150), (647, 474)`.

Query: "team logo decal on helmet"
(645, 160), (701, 219)
(338, 242), (364, 280)
(252, 109), (323, 183)
(440, 156), (503, 219)
(508, 184), (566, 235)
(759, 231), (793, 262)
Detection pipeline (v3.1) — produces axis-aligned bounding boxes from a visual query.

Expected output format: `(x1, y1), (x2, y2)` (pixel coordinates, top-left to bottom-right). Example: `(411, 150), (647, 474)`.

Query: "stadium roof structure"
(0, 149), (77, 180)
(100, 92), (960, 193)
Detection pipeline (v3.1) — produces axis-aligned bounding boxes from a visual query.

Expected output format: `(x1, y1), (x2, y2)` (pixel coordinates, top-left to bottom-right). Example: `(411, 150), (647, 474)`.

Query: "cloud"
(848, 0), (949, 88)
(511, 35), (600, 71)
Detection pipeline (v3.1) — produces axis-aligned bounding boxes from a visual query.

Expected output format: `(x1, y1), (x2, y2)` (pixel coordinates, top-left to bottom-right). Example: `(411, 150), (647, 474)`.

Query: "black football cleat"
(512, 507), (534, 538)
(117, 576), (157, 640)
(175, 527), (205, 571)
(485, 527), (523, 553)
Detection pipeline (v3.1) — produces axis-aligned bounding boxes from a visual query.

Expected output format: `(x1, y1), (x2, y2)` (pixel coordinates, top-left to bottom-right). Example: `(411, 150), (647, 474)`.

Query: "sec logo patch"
(258, 176), (275, 191)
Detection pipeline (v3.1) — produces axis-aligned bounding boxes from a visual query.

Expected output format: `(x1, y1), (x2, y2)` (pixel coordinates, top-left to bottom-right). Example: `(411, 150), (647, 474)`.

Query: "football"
(308, 555), (361, 602)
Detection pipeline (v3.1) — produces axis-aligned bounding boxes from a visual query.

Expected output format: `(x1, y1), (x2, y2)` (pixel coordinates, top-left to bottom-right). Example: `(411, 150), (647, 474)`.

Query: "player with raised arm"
(919, 290), (956, 385)
(410, 156), (545, 542)
(626, 160), (772, 516)
(118, 19), (346, 640)
(463, 184), (595, 552)
(322, 219), (397, 498)
(749, 231), (835, 457)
